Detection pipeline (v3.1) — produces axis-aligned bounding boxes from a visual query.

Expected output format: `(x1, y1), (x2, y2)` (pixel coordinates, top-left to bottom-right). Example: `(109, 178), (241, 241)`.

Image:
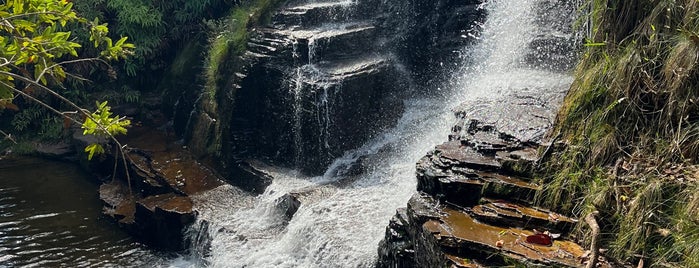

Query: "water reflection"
(0, 157), (164, 267)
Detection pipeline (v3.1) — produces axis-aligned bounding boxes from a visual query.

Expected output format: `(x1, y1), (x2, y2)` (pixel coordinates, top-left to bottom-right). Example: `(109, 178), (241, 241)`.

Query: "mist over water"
(177, 0), (575, 267)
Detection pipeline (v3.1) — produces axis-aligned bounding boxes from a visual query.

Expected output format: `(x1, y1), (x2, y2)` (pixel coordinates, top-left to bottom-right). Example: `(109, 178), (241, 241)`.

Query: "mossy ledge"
(537, 0), (699, 266)
(185, 0), (285, 161)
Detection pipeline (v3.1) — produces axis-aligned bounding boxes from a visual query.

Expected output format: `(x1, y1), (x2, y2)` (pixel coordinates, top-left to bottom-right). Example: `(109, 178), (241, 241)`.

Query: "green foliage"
(81, 101), (130, 160)
(73, 0), (228, 75)
(539, 0), (699, 266)
(0, 0), (134, 160)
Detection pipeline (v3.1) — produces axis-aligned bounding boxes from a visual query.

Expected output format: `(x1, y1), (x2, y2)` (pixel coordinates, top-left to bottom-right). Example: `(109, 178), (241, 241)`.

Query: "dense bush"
(72, 0), (232, 75)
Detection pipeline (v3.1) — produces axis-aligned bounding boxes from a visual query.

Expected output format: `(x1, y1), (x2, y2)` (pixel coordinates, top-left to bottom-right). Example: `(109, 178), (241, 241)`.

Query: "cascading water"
(175, 0), (577, 267)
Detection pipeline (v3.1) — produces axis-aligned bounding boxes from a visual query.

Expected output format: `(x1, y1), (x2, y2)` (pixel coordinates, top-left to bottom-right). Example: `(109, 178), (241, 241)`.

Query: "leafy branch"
(0, 0), (136, 191)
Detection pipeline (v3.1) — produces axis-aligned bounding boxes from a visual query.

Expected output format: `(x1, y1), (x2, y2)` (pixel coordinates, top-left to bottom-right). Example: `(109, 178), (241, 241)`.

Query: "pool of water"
(0, 156), (165, 267)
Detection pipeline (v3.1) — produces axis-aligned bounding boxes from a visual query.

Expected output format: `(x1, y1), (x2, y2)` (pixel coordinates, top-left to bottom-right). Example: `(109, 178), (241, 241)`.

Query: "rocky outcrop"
(185, 0), (405, 176)
(376, 87), (613, 267)
(184, 0), (487, 179)
(91, 113), (226, 251)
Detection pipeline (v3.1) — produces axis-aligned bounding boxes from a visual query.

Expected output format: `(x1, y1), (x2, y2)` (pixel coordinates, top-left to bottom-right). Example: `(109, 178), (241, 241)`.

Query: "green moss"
(539, 0), (699, 266)
(203, 0), (286, 102)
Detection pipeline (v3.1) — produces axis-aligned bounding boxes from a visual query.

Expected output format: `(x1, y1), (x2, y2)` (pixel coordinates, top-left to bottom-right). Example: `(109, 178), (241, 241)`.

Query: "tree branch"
(1, 72), (133, 192)
(35, 58), (109, 84)
(0, 11), (66, 22)
(0, 129), (17, 144)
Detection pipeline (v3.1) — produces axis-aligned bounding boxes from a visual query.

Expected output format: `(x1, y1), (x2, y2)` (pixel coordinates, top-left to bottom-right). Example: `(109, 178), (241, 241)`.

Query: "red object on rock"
(526, 233), (553, 246)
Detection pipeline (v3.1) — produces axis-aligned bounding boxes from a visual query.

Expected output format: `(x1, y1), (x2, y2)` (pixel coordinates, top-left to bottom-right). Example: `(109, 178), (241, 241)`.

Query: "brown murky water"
(0, 157), (165, 267)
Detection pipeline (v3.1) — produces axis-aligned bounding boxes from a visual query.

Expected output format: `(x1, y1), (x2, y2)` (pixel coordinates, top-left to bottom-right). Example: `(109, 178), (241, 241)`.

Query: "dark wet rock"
(134, 194), (196, 251)
(229, 161), (274, 195)
(419, 206), (588, 267)
(434, 141), (501, 171)
(184, 0), (488, 177)
(526, 0), (582, 72)
(184, 0), (416, 176)
(390, 0), (486, 85)
(89, 118), (228, 251)
(377, 49), (590, 266)
(99, 181), (136, 224)
(99, 179), (197, 251)
(378, 193), (596, 267)
(275, 193), (301, 221)
(377, 207), (415, 268)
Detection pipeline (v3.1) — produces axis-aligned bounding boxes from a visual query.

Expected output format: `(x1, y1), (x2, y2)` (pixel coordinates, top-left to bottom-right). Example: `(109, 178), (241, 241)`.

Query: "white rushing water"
(173, 0), (575, 267)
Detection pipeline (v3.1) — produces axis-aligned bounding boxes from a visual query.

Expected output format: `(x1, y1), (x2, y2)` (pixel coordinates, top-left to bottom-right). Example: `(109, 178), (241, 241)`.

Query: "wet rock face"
(185, 0), (487, 176)
(189, 0), (410, 176)
(94, 116), (226, 251)
(275, 193), (301, 221)
(392, 0), (485, 85)
(376, 90), (598, 266)
(525, 0), (582, 71)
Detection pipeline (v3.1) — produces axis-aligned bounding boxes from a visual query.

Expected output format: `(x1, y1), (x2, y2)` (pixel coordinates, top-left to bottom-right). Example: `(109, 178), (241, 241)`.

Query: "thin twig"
(0, 129), (17, 144)
(35, 58), (108, 84)
(613, 158), (623, 213)
(585, 210), (601, 268)
(536, 130), (562, 168)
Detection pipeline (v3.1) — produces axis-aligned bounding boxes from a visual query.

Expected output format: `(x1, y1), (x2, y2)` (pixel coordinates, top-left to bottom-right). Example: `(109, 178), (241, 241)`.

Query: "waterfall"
(173, 0), (577, 267)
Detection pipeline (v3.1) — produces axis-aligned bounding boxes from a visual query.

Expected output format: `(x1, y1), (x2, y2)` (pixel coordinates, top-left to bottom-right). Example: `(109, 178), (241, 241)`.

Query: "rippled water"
(0, 157), (164, 267)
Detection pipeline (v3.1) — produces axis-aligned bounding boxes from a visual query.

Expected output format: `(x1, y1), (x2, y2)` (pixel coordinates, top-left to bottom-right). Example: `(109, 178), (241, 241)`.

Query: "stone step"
(471, 198), (576, 233)
(406, 194), (601, 267)
(316, 56), (387, 79)
(287, 57), (388, 91)
(249, 23), (379, 64)
(417, 140), (541, 206)
(432, 140), (502, 171)
(417, 162), (540, 206)
(273, 1), (362, 29)
(291, 23), (378, 64)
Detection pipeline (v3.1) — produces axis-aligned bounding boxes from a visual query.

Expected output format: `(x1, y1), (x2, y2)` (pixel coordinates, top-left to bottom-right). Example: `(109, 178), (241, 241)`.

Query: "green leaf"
(84, 143), (105, 160)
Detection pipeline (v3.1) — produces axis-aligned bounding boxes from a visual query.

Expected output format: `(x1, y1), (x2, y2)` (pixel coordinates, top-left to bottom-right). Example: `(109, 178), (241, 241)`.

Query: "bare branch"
(3, 75), (134, 190)
(35, 58), (109, 84)
(0, 11), (66, 22)
(0, 129), (17, 144)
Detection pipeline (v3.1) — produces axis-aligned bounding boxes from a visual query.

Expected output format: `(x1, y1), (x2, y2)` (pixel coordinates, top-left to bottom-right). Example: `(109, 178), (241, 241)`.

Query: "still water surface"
(0, 157), (165, 267)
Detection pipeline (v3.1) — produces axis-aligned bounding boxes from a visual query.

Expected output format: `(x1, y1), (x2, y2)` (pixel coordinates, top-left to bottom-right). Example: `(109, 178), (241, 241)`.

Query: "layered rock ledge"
(377, 89), (610, 267)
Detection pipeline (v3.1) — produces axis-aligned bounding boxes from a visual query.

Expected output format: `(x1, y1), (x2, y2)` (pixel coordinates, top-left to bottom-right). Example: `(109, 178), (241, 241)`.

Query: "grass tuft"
(537, 0), (699, 265)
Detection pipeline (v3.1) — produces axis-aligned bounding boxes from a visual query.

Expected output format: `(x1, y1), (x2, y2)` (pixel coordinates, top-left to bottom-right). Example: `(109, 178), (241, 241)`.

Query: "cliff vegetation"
(539, 0), (699, 266)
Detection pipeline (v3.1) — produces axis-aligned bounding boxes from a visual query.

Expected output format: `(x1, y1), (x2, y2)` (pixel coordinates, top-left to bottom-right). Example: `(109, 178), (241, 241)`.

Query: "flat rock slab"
(434, 141), (501, 171)
(138, 193), (194, 215)
(99, 181), (135, 224)
(453, 91), (566, 145)
(472, 198), (576, 233)
(121, 123), (224, 196)
(424, 206), (587, 267)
